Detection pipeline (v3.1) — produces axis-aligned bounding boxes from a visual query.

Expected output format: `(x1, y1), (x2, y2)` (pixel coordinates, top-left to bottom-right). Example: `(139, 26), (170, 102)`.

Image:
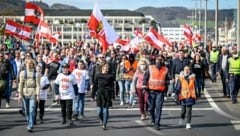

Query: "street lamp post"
(215, 0), (219, 46)
(237, 0), (240, 55)
(204, 0), (208, 49)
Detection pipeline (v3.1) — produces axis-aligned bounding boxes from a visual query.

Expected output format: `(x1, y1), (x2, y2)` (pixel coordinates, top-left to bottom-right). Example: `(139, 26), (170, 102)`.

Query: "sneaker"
(120, 102), (124, 106)
(140, 114), (145, 120)
(27, 127), (33, 132)
(79, 115), (85, 119)
(5, 103), (10, 108)
(102, 125), (107, 130)
(186, 123), (191, 129)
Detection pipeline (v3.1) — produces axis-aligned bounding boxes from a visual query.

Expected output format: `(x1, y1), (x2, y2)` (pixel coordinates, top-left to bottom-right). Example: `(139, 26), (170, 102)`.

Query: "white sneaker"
(186, 123), (191, 129)
(5, 103), (10, 108)
(120, 102), (124, 106)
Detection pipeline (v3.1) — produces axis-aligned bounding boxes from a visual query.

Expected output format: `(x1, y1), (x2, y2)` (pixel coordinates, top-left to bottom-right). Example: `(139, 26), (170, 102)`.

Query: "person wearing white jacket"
(72, 60), (90, 120)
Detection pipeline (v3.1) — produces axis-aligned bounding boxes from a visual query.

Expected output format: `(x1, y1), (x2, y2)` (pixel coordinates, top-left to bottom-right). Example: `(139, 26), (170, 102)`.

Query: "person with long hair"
(131, 59), (149, 120)
(191, 53), (205, 98)
(92, 63), (114, 130)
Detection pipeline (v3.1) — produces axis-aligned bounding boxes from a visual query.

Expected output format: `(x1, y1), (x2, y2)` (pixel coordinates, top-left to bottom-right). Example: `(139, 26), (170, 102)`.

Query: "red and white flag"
(144, 27), (171, 50)
(36, 20), (51, 39)
(116, 37), (130, 46)
(134, 28), (144, 37)
(4, 20), (32, 40)
(24, 2), (44, 25)
(88, 3), (119, 53)
(193, 33), (202, 42)
(183, 24), (193, 45)
(48, 32), (61, 44)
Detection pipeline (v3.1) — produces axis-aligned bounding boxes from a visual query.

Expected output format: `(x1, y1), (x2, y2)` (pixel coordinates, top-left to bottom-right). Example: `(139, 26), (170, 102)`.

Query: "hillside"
(136, 7), (234, 27)
(0, 0), (235, 28)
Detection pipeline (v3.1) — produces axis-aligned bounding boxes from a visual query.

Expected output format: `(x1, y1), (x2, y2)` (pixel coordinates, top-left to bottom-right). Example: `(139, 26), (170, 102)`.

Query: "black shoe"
(232, 100), (237, 104)
(73, 114), (79, 121)
(39, 119), (43, 124)
(68, 120), (74, 126)
(154, 125), (160, 130)
(61, 120), (66, 124)
(19, 109), (25, 117)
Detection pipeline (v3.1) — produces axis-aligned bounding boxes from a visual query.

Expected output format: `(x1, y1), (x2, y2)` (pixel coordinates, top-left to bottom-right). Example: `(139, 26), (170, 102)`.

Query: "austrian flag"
(24, 2), (44, 25)
(88, 3), (119, 53)
(5, 20), (32, 40)
(144, 28), (171, 50)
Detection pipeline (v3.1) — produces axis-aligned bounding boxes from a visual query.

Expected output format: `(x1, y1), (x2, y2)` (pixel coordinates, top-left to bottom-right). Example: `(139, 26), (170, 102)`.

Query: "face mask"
(233, 54), (238, 58)
(140, 65), (146, 70)
(184, 72), (190, 76)
(156, 62), (163, 68)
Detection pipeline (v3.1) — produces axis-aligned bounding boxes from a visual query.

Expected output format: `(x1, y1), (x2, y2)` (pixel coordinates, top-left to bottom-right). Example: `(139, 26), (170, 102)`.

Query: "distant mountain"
(50, 3), (78, 10)
(136, 7), (235, 27)
(0, 0), (235, 28)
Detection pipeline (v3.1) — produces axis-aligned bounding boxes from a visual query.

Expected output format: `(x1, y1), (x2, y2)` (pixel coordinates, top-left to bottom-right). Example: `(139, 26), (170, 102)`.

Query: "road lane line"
(231, 120), (240, 130)
(0, 107), (213, 112)
(204, 90), (238, 120)
(135, 120), (165, 135)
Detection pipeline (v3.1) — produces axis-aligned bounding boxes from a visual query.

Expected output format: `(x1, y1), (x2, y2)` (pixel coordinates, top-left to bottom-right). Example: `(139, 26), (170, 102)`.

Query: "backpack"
(24, 70), (37, 88)
(0, 79), (6, 94)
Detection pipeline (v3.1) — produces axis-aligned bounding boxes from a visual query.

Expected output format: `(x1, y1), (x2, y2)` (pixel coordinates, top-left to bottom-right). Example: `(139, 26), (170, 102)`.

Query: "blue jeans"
(124, 80), (132, 102)
(118, 80), (125, 103)
(195, 77), (204, 97)
(23, 96), (36, 129)
(148, 91), (165, 127)
(5, 80), (12, 104)
(98, 107), (109, 127)
(210, 63), (218, 81)
(73, 93), (85, 116)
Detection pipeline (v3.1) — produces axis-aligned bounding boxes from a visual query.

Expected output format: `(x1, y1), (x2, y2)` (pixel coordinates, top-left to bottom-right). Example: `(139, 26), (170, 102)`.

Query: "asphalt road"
(0, 79), (240, 136)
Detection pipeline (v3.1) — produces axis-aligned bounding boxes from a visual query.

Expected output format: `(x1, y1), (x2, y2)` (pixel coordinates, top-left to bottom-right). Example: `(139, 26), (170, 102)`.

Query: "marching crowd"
(0, 36), (239, 132)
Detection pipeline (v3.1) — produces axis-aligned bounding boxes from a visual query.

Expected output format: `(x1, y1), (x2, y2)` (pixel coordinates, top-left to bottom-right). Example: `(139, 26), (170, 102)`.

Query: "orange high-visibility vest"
(148, 65), (168, 91)
(123, 60), (138, 79)
(178, 74), (197, 100)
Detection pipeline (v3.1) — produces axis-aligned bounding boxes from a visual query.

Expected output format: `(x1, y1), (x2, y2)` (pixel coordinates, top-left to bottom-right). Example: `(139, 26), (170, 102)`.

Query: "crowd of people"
(0, 36), (239, 132)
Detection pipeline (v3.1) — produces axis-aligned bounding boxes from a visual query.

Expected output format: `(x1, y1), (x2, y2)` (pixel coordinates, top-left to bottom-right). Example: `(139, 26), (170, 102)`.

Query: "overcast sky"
(40, 0), (236, 10)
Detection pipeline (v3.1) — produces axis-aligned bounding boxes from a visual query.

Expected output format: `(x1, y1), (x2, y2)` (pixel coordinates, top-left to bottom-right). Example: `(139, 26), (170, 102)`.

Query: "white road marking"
(204, 90), (238, 120)
(0, 107), (213, 112)
(231, 120), (240, 130)
(135, 120), (165, 135)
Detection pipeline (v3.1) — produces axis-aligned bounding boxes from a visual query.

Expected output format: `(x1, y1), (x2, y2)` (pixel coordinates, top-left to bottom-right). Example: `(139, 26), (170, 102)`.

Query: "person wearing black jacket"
(92, 63), (114, 130)
(191, 53), (205, 98)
